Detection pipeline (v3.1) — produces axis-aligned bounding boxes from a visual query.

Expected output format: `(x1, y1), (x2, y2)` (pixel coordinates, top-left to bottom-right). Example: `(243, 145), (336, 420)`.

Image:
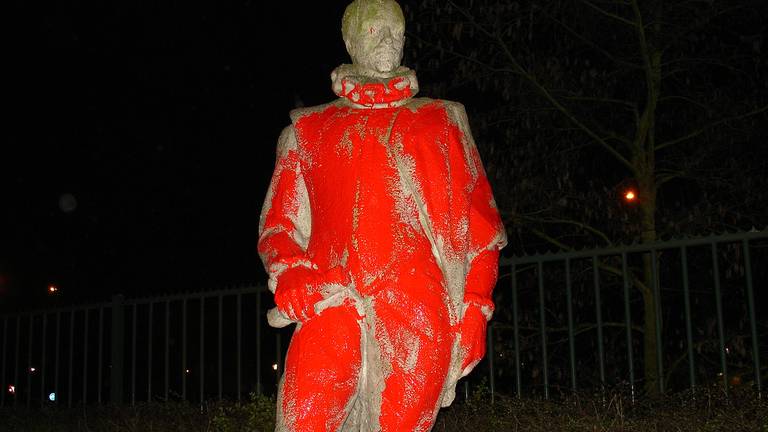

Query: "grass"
(1, 386), (765, 431)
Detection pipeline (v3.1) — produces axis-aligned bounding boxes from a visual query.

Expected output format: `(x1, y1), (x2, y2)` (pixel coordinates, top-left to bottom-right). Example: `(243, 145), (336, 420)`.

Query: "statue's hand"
(459, 305), (488, 377)
(274, 266), (324, 322)
(274, 266), (352, 322)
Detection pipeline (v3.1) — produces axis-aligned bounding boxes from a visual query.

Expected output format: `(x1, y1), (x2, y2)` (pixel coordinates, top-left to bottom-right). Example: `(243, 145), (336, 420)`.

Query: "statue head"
(342, 0), (405, 75)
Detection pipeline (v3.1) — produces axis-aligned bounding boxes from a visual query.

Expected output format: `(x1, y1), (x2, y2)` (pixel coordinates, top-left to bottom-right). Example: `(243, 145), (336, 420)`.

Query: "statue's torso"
(291, 98), (474, 305)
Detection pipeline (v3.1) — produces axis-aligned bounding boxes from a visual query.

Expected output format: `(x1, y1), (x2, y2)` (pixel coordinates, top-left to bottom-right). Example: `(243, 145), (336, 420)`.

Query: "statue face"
(344, 2), (405, 74)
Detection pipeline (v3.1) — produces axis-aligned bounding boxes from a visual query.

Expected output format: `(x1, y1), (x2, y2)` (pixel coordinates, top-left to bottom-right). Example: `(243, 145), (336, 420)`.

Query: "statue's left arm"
(460, 169), (507, 375)
(447, 103), (508, 376)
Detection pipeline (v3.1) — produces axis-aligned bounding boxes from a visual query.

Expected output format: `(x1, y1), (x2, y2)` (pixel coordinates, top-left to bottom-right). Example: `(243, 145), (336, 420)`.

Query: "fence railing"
(1, 230), (765, 409)
(0, 284), (295, 408)
(485, 229), (766, 400)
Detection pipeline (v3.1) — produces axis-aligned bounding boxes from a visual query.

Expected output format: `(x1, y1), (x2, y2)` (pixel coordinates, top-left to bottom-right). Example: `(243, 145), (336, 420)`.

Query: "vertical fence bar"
(131, 304), (137, 406)
(565, 258), (577, 393)
(593, 257), (606, 392)
(711, 243), (728, 394)
(742, 239), (762, 397)
(681, 246), (696, 394)
(537, 261), (549, 399)
(110, 295), (125, 405)
(200, 297), (205, 405)
(182, 299), (187, 401)
(147, 302), (153, 402)
(512, 264), (521, 398)
(487, 323), (495, 403)
(276, 333), (282, 383)
(55, 312), (61, 406)
(83, 308), (89, 405)
(68, 311), (74, 408)
(165, 301), (170, 401)
(218, 295), (223, 401)
(1, 316), (7, 407)
(621, 253), (635, 402)
(98, 307), (103, 405)
(41, 314), (47, 407)
(650, 249), (664, 394)
(256, 288), (262, 395)
(13, 315), (20, 408)
(237, 293), (242, 402)
(27, 314), (33, 408)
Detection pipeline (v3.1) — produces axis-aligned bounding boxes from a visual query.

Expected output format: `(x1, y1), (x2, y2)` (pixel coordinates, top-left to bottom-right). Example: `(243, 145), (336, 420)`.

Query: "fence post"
(110, 295), (125, 404)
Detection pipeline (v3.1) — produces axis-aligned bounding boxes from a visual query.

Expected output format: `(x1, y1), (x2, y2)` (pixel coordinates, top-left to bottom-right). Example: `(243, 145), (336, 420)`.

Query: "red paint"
(338, 76), (412, 107)
(259, 73), (505, 431)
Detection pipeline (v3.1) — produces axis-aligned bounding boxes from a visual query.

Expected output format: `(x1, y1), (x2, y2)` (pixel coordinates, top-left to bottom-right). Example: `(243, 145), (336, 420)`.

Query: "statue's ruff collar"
(331, 64), (419, 109)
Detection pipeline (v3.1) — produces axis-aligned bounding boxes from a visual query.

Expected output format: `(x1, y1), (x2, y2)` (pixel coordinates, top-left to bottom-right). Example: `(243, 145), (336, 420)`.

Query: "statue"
(257, 1), (506, 430)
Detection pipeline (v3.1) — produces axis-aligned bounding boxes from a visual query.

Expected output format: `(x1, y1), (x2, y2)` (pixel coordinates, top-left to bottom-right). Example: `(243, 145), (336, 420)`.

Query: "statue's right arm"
(257, 126), (319, 322)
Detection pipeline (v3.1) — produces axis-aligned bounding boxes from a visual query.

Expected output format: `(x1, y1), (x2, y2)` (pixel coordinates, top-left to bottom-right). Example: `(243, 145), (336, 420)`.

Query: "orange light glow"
(624, 190), (636, 202)
(48, 285), (58, 293)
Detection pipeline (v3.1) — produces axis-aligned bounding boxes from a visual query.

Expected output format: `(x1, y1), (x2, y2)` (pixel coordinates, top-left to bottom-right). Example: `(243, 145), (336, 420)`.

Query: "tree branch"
(520, 215), (614, 247)
(446, 0), (636, 173)
(630, 0), (659, 156)
(655, 104), (768, 151)
(545, 12), (642, 70)
(564, 95), (638, 111)
(658, 95), (710, 112)
(578, 0), (637, 27)
(655, 169), (686, 188)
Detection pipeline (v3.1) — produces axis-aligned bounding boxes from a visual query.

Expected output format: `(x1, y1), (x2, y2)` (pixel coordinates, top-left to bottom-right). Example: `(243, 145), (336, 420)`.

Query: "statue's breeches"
(277, 279), (453, 432)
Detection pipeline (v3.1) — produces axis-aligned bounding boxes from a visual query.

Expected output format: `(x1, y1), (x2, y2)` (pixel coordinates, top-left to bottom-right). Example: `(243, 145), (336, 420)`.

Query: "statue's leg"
(373, 286), (453, 432)
(276, 304), (362, 432)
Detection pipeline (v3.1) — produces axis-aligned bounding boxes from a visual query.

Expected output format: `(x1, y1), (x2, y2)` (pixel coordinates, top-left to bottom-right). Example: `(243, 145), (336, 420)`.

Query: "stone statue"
(257, 1), (506, 430)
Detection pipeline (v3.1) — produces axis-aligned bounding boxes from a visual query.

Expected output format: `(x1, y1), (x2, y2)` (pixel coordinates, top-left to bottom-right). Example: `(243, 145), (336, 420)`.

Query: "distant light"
(272, 364), (278, 371)
(624, 190), (636, 202)
(48, 285), (59, 294)
(49, 392), (56, 401)
(185, 369), (191, 374)
(7, 385), (15, 394)
(29, 367), (36, 373)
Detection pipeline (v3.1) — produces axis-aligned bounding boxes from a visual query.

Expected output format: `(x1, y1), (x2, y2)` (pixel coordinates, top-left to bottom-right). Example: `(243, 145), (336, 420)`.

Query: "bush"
(211, 393), (276, 432)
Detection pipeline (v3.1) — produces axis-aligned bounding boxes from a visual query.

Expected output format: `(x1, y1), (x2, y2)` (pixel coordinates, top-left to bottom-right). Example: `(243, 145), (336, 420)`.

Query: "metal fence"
(484, 229), (766, 400)
(1, 230), (765, 409)
(0, 284), (294, 408)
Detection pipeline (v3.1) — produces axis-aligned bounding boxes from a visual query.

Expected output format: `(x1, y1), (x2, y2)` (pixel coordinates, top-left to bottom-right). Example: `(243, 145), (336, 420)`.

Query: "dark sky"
(3, 1), (355, 306)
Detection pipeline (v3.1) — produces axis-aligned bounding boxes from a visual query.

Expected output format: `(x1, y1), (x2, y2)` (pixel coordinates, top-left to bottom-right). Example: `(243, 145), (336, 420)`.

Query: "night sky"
(3, 1), (355, 306)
